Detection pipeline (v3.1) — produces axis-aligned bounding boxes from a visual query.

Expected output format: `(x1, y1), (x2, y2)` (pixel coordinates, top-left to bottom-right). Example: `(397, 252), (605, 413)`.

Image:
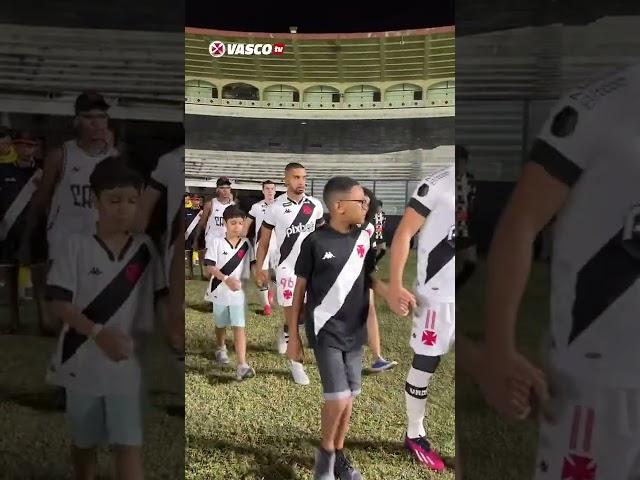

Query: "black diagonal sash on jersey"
(279, 201), (316, 266)
(61, 243), (152, 363)
(569, 229), (640, 343)
(0, 170), (40, 241)
(209, 240), (250, 294)
(185, 210), (202, 240)
(426, 235), (455, 284)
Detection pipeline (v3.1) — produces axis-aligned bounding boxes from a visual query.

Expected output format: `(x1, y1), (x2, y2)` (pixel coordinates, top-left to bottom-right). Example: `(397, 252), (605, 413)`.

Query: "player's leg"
(107, 394), (144, 480)
(231, 305), (254, 380)
(2, 265), (20, 333)
(66, 390), (106, 480)
(314, 346), (353, 480)
(367, 290), (397, 372)
(283, 304), (310, 385)
(213, 305), (230, 366)
(259, 250), (271, 315)
(185, 249), (194, 280)
(198, 249), (207, 280)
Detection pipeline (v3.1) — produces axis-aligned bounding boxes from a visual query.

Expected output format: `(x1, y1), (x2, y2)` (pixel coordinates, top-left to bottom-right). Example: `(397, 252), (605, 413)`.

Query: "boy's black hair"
(285, 162), (305, 172)
(363, 187), (377, 225)
(323, 176), (360, 207)
(89, 156), (144, 196)
(223, 205), (246, 221)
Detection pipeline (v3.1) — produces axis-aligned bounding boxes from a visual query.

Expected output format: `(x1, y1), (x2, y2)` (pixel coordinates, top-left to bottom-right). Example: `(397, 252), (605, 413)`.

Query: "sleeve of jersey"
(315, 202), (325, 227)
(408, 179), (439, 218)
(528, 96), (595, 186)
(203, 239), (217, 266)
(45, 237), (77, 302)
(262, 204), (275, 229)
(294, 236), (314, 280)
(247, 203), (257, 221)
(151, 243), (169, 299)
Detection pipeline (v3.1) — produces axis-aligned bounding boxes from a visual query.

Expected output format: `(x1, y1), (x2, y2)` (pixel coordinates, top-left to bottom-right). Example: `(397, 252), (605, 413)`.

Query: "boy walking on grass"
(45, 157), (167, 480)
(204, 205), (255, 381)
(288, 176), (408, 480)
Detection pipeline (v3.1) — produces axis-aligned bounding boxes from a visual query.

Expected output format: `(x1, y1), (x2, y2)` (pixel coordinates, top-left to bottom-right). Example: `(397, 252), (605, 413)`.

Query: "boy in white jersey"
(386, 166), (455, 472)
(255, 162), (324, 385)
(45, 157), (166, 480)
(481, 64), (640, 479)
(204, 205), (255, 381)
(243, 179), (278, 316)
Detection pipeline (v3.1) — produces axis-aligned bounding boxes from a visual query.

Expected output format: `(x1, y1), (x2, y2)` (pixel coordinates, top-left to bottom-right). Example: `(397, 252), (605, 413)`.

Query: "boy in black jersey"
(290, 177), (404, 480)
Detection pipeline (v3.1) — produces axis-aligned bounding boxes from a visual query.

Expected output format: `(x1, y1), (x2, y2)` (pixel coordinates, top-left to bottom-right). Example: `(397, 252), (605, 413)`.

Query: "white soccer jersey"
(262, 193), (324, 269)
(149, 145), (184, 276)
(205, 198), (234, 245)
(47, 140), (116, 242)
(248, 199), (277, 262)
(530, 63), (640, 386)
(409, 166), (455, 303)
(204, 237), (253, 306)
(46, 233), (166, 395)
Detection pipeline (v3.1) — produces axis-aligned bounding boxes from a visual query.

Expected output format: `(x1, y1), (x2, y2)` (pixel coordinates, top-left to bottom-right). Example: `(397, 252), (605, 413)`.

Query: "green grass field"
(185, 253), (456, 480)
(456, 260), (549, 479)
(0, 300), (184, 478)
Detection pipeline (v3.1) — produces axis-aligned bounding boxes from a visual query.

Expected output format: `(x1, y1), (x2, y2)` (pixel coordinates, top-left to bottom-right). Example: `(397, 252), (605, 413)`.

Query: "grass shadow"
(3, 389), (65, 413)
(188, 302), (213, 314)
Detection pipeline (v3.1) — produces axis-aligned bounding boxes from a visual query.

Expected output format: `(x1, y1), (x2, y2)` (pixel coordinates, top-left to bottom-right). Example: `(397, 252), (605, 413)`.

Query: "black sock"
(283, 324), (289, 333)
(456, 261), (477, 290)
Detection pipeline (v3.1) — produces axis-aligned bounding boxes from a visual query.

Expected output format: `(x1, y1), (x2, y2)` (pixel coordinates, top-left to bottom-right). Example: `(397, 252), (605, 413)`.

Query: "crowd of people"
(0, 91), (184, 480)
(190, 162), (456, 478)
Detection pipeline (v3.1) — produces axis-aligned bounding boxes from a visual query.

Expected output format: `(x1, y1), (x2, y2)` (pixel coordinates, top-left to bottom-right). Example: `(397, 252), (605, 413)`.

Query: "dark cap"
(216, 176), (231, 187)
(13, 130), (38, 145)
(75, 91), (110, 115)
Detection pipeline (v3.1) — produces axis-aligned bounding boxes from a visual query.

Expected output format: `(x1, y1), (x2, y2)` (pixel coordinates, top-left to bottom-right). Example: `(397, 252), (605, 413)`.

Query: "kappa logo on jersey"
(209, 40), (285, 57)
(356, 244), (365, 258)
(89, 267), (102, 275)
(71, 166), (81, 173)
(322, 251), (335, 260)
(125, 262), (143, 284)
(285, 222), (315, 237)
(222, 251), (229, 256)
(284, 209), (292, 214)
(561, 454), (596, 480)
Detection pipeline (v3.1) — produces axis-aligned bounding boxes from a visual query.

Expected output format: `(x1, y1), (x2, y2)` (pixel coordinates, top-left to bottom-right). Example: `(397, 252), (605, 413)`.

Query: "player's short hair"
(262, 180), (276, 188)
(362, 187), (377, 224)
(90, 156), (144, 196)
(323, 176), (360, 207)
(223, 205), (245, 221)
(285, 162), (305, 173)
(456, 145), (469, 162)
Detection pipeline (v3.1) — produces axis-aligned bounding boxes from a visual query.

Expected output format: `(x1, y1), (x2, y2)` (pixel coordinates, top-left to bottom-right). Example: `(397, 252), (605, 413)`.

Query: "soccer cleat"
(215, 348), (230, 366)
(404, 435), (445, 472)
(314, 448), (336, 480)
(277, 330), (288, 355)
(334, 450), (362, 480)
(370, 357), (398, 372)
(289, 359), (310, 385)
(263, 304), (272, 316)
(236, 364), (255, 381)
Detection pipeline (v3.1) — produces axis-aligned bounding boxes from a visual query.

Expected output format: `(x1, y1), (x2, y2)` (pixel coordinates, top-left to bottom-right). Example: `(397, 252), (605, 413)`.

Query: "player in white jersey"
(386, 166), (455, 472)
(45, 157), (166, 479)
(481, 64), (640, 479)
(242, 179), (278, 316)
(255, 163), (324, 385)
(194, 176), (235, 251)
(135, 145), (186, 361)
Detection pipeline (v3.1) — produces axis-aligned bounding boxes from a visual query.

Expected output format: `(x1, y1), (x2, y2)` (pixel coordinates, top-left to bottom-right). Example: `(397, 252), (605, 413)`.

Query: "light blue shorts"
(66, 389), (144, 448)
(213, 304), (246, 328)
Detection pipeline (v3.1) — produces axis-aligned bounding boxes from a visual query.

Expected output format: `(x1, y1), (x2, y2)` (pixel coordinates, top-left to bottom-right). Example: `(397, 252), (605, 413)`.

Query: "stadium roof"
(184, 27), (455, 83)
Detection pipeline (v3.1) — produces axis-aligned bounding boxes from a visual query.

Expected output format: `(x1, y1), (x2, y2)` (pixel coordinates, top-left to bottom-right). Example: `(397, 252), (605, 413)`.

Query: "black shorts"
(314, 345), (363, 401)
(0, 224), (47, 266)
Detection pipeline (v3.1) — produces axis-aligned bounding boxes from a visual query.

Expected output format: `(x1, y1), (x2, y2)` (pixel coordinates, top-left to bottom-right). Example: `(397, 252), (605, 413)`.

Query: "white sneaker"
(277, 330), (288, 355)
(236, 364), (255, 381)
(215, 348), (230, 366)
(289, 360), (310, 385)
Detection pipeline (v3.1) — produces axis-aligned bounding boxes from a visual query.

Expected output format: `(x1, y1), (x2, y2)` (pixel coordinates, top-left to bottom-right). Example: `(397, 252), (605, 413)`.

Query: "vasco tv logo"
(209, 40), (285, 57)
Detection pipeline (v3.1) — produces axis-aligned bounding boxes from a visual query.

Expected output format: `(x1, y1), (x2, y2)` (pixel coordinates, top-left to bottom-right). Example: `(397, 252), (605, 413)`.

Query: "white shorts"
(275, 263), (297, 307)
(409, 298), (455, 357)
(533, 372), (640, 479)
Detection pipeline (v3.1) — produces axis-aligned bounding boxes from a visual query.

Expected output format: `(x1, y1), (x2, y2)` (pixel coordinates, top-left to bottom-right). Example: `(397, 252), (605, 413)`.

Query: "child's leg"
(114, 446), (144, 480)
(215, 328), (226, 349)
(321, 398), (350, 451)
(71, 447), (98, 480)
(333, 397), (353, 450)
(233, 327), (246, 365)
(366, 291), (382, 358)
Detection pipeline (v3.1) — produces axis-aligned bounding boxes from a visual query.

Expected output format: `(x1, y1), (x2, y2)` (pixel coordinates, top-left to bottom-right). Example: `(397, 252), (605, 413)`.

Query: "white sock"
(405, 367), (432, 439)
(260, 288), (269, 306)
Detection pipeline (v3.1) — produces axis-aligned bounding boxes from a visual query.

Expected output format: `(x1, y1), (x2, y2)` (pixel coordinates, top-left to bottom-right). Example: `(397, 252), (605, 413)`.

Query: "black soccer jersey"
(0, 163), (41, 242)
(295, 225), (376, 351)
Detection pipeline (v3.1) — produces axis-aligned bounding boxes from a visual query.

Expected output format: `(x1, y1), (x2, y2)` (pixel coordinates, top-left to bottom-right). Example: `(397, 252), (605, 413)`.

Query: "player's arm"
(255, 206), (276, 285)
(241, 208), (255, 239)
(193, 200), (211, 250)
(289, 276), (306, 341)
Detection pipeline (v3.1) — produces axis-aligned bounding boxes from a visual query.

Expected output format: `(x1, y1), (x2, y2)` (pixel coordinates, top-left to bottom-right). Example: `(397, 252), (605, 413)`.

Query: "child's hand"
(224, 277), (242, 291)
(386, 285), (417, 316)
(95, 326), (133, 361)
